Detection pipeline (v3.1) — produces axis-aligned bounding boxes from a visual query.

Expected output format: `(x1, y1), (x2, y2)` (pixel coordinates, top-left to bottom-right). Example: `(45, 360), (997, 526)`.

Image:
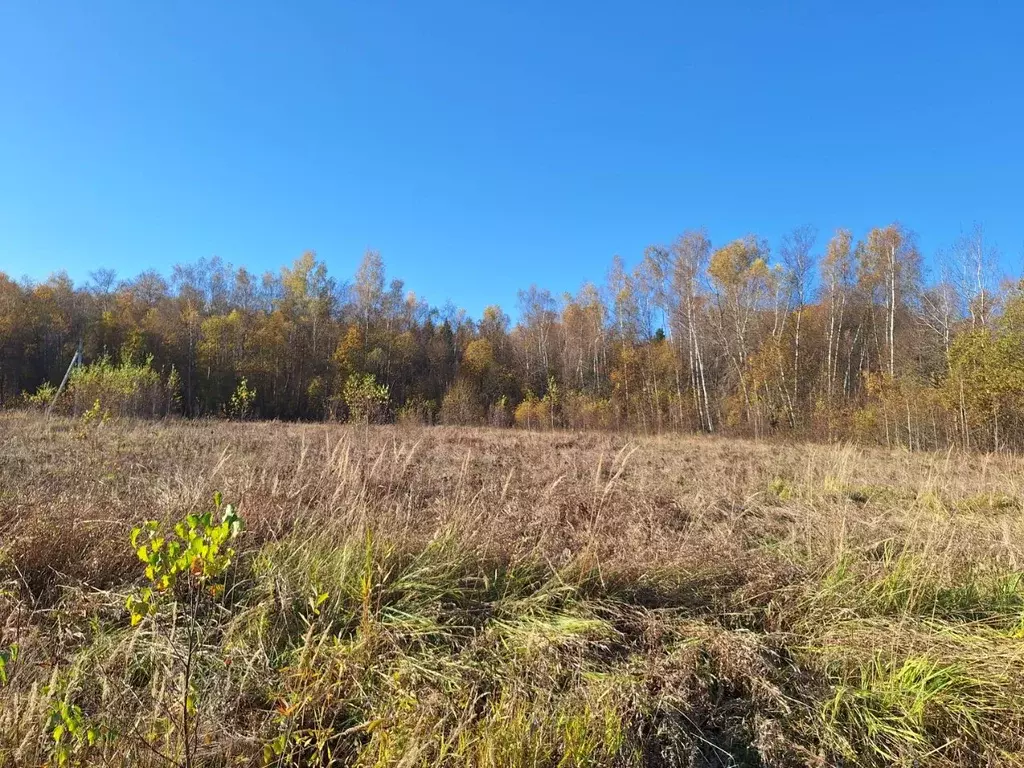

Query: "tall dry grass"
(1, 411), (1024, 766)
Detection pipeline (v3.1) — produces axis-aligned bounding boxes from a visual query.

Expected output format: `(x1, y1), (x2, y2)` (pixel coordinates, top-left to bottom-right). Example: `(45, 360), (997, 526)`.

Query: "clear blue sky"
(2, 2), (1022, 318)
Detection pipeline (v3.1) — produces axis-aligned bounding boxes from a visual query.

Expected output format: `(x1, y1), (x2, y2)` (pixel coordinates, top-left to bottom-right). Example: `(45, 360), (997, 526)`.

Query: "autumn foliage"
(2, 223), (1018, 449)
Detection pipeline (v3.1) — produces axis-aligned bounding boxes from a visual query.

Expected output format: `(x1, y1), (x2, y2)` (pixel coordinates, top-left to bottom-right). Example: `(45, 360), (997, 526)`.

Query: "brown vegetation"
(4, 223), (1022, 451)
(2, 413), (1024, 766)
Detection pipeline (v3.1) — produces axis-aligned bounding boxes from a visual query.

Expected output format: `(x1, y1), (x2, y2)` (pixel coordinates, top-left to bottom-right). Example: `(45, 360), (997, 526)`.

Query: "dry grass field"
(2, 412), (1024, 766)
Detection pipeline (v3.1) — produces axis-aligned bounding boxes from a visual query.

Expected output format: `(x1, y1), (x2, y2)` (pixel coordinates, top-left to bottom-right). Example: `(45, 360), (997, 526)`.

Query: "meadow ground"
(2, 412), (1024, 767)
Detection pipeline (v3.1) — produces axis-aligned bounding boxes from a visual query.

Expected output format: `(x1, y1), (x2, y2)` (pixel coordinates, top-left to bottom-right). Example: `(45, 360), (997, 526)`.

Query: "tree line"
(2, 222), (1021, 450)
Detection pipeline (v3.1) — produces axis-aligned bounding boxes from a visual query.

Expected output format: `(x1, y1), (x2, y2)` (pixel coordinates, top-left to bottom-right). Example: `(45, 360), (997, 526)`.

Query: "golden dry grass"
(2, 412), (1024, 766)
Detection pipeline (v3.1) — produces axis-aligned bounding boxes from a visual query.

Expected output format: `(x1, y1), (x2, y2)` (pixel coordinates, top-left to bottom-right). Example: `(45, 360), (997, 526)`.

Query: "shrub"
(563, 391), (615, 431)
(514, 378), (561, 430)
(227, 378), (257, 420)
(24, 381), (57, 410)
(852, 405), (882, 444)
(67, 354), (165, 418)
(397, 397), (436, 426)
(80, 398), (110, 428)
(440, 379), (484, 425)
(343, 373), (390, 424)
(127, 493), (243, 767)
(514, 391), (541, 429)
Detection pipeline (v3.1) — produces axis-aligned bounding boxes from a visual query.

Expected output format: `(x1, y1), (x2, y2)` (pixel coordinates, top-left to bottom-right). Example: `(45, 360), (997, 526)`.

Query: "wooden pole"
(46, 339), (83, 418)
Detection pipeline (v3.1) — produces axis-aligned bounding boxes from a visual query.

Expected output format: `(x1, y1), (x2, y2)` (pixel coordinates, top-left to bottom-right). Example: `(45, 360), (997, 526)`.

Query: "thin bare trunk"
(889, 244), (897, 378)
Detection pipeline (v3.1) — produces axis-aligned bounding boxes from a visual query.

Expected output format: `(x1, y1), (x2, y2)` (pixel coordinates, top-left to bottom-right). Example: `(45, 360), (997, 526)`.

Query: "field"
(2, 413), (1024, 767)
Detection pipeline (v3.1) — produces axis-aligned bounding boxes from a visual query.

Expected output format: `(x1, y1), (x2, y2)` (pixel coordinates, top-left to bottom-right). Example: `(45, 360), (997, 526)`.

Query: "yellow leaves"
(562, 392), (615, 430)
(197, 311), (243, 369)
(126, 588), (154, 626)
(280, 251), (321, 303)
(332, 324), (366, 383)
(514, 392), (548, 430)
(462, 338), (495, 375)
(709, 240), (754, 288)
(708, 236), (773, 296)
(946, 325), (1024, 435)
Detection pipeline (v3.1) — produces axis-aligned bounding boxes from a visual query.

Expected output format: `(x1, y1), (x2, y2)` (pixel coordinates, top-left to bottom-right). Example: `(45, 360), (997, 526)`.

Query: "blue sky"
(2, 2), (1022, 318)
